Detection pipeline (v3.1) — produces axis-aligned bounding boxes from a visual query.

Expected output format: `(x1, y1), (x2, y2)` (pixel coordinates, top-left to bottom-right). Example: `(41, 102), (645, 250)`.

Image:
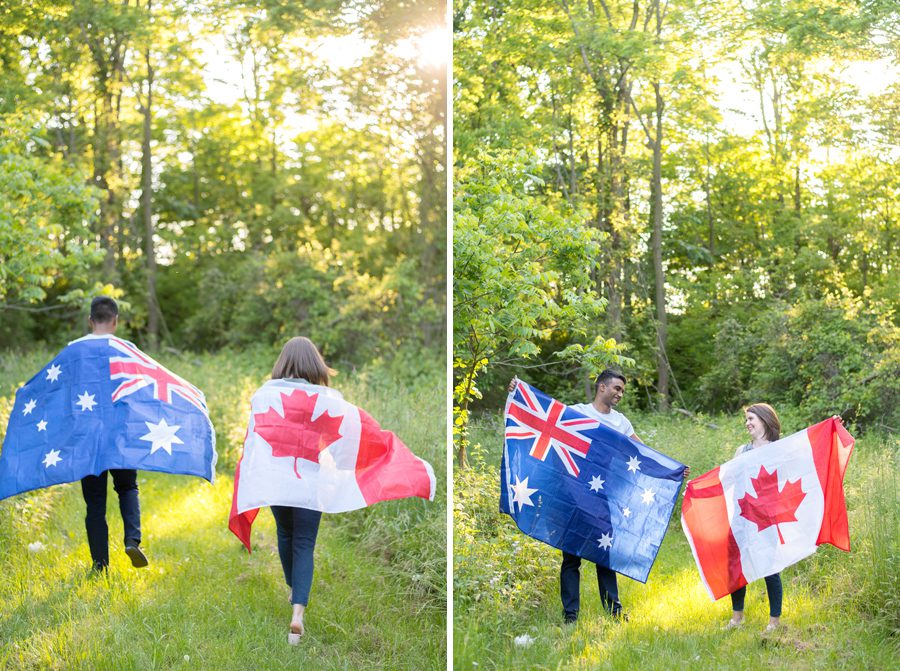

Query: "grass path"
(454, 532), (895, 670)
(0, 346), (446, 670)
(1, 471), (444, 670)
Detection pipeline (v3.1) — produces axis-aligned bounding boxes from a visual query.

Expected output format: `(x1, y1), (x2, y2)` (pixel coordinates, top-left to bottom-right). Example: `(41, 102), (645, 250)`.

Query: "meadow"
(0, 346), (446, 671)
(454, 410), (898, 670)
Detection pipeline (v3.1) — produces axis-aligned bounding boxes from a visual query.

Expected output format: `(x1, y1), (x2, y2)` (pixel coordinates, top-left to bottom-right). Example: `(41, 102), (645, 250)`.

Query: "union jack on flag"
(110, 338), (207, 412)
(505, 381), (600, 477)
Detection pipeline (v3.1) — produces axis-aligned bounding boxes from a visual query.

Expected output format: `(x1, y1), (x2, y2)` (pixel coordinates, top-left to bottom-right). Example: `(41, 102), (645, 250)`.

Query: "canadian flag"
(681, 418), (854, 600)
(229, 379), (435, 550)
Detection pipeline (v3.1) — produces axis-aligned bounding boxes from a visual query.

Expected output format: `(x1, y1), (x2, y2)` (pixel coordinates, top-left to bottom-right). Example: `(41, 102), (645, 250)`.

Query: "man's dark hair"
(90, 296), (118, 324)
(594, 369), (627, 394)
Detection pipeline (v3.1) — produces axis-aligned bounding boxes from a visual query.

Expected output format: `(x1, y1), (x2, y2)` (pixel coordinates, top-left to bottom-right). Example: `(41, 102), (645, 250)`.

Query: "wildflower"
(514, 634), (535, 647)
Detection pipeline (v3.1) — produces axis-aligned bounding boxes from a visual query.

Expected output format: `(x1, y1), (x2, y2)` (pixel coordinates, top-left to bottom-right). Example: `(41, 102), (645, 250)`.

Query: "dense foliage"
(453, 151), (632, 464)
(1, 0), (446, 367)
(453, 0), (899, 446)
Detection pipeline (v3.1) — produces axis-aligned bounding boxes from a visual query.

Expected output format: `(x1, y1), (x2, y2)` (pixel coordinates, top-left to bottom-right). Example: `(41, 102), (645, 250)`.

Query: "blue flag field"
(0, 334), (216, 500)
(500, 381), (685, 583)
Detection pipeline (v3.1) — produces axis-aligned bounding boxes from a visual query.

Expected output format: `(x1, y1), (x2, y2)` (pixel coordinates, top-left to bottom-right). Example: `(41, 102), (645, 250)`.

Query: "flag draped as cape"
(228, 378), (435, 551)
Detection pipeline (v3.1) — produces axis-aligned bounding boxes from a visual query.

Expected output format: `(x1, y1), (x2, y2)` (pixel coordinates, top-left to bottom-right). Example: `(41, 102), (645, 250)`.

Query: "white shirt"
(570, 402), (635, 438)
(69, 333), (115, 344)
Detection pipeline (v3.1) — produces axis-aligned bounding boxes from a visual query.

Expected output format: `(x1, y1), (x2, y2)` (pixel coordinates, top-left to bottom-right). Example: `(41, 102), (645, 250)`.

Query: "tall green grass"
(454, 411), (899, 670)
(0, 346), (446, 670)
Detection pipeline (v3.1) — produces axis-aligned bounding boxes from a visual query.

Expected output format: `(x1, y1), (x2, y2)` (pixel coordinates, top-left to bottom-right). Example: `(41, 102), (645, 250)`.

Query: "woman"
(725, 403), (784, 633)
(267, 336), (336, 645)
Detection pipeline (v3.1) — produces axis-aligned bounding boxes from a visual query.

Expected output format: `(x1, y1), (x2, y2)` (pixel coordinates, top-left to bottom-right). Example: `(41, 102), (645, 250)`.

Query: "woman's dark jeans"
(731, 573), (783, 617)
(270, 506), (322, 606)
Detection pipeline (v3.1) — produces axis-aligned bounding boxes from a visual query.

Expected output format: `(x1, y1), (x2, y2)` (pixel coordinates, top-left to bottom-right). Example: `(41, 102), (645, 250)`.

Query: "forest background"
(453, 0), (897, 668)
(2, 0), (446, 360)
(453, 0), (898, 463)
(1, 1), (447, 669)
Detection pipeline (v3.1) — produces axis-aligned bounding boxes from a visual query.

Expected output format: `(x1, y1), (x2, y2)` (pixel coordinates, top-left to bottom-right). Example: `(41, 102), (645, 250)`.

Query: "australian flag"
(0, 335), (217, 500)
(500, 381), (684, 583)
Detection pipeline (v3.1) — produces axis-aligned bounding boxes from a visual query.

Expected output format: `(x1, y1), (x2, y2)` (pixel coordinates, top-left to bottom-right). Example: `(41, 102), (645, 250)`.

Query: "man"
(509, 369), (688, 624)
(80, 297), (148, 571)
(561, 369), (637, 623)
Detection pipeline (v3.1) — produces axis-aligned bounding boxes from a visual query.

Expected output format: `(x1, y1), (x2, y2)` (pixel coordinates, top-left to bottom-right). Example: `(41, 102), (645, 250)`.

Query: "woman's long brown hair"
(271, 336), (336, 386)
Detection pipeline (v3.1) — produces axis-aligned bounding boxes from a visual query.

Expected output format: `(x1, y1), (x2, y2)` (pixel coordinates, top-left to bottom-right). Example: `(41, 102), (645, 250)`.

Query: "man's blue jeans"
(561, 551), (622, 620)
(81, 469), (141, 569)
(271, 506), (322, 606)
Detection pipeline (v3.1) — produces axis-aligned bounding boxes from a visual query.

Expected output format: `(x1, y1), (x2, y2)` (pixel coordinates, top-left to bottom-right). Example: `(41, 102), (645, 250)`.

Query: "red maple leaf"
(253, 390), (344, 479)
(738, 465), (806, 544)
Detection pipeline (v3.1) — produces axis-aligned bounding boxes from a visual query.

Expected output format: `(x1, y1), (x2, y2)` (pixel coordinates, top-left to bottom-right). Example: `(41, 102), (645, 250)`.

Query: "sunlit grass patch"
(0, 349), (446, 670)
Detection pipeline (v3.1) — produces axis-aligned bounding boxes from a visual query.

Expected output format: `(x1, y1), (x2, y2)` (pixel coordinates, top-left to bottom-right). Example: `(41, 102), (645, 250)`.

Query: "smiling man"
(569, 370), (640, 442)
(505, 368), (689, 624)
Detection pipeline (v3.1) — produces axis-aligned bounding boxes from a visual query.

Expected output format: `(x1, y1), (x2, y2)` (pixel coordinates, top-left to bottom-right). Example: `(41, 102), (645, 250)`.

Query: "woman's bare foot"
(288, 603), (305, 645)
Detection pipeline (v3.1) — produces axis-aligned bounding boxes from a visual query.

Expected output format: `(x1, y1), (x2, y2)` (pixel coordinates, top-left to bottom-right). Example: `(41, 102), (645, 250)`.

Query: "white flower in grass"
(28, 541), (45, 553)
(514, 634), (535, 647)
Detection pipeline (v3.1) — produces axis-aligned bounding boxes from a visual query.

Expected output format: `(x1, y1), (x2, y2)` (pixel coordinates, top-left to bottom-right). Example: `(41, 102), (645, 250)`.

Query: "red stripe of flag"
(807, 418), (855, 551)
(682, 466), (747, 599)
(355, 408), (433, 506)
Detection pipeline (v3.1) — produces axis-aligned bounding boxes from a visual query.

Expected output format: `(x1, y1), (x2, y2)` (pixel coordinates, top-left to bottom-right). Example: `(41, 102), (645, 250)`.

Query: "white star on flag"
(46, 364), (62, 382)
(23, 399), (37, 416)
(510, 475), (538, 510)
(627, 455), (641, 473)
(641, 487), (656, 504)
(588, 474), (605, 492)
(37, 419), (48, 432)
(597, 532), (613, 550)
(76, 391), (97, 412)
(623, 506), (632, 518)
(42, 450), (62, 468)
(139, 418), (184, 455)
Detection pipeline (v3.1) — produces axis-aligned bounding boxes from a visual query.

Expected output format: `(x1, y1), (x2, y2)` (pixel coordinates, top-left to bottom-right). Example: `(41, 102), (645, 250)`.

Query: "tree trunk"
(705, 129), (714, 258)
(650, 82), (669, 411)
(141, 10), (158, 350)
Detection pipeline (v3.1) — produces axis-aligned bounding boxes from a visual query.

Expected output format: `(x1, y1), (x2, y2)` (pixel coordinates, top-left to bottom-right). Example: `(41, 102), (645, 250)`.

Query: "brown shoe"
(125, 543), (148, 568)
